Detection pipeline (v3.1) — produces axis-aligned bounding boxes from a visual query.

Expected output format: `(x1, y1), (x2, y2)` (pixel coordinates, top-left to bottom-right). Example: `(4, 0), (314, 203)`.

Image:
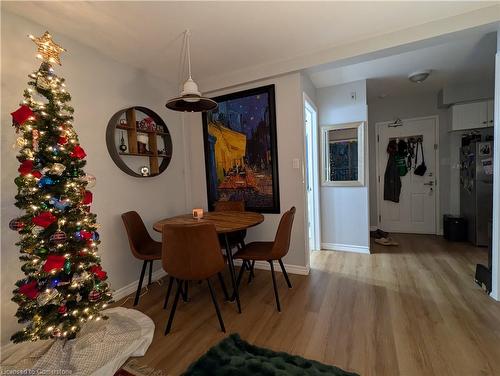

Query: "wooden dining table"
(153, 211), (264, 313)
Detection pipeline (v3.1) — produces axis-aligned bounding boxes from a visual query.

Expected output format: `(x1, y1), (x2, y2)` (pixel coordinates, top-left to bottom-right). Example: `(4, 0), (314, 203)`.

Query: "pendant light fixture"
(166, 30), (217, 112)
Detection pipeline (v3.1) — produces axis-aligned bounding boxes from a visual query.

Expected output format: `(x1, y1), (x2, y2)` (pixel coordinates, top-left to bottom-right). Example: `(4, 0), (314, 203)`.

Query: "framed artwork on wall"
(320, 121), (365, 187)
(202, 84), (280, 213)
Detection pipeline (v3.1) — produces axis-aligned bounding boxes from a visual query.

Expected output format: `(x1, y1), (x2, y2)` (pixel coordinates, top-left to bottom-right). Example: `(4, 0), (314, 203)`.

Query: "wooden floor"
(117, 234), (500, 375)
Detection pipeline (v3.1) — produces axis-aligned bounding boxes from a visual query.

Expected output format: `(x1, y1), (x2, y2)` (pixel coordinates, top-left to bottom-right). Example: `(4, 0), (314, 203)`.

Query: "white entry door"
(304, 98), (319, 252)
(377, 116), (438, 234)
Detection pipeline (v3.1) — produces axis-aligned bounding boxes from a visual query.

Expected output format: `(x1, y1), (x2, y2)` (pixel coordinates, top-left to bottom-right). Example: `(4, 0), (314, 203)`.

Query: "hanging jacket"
(384, 140), (402, 203)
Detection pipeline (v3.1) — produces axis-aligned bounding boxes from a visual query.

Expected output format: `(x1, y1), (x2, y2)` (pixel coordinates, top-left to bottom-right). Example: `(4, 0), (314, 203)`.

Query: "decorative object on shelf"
(165, 30), (217, 112)
(106, 107), (172, 178)
(192, 208), (204, 219)
(139, 117), (156, 131)
(140, 166), (150, 176)
(137, 134), (149, 154)
(119, 131), (127, 152)
(202, 84), (280, 213)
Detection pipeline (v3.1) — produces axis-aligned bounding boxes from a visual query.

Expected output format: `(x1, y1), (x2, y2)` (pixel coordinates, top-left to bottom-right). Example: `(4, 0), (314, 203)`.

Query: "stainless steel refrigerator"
(460, 141), (494, 246)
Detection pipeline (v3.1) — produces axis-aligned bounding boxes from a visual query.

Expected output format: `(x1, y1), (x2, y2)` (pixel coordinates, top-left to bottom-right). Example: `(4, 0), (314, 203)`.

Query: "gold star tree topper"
(29, 31), (66, 66)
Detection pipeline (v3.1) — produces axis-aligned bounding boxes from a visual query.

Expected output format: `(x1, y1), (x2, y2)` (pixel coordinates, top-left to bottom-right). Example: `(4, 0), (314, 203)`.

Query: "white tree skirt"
(1, 308), (154, 375)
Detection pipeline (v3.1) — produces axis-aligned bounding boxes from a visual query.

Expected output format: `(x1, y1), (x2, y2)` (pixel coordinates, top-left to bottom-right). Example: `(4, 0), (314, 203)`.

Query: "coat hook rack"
(388, 118), (403, 127)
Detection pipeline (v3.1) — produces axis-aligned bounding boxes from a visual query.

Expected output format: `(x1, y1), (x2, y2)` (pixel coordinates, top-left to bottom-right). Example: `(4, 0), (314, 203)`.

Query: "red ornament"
(79, 230), (92, 240)
(57, 136), (68, 145)
(58, 305), (67, 314)
(9, 218), (25, 231)
(70, 145), (86, 159)
(32, 212), (57, 228)
(88, 289), (102, 302)
(18, 160), (34, 176)
(11, 105), (34, 125)
(18, 280), (39, 299)
(82, 191), (93, 205)
(18, 160), (42, 179)
(90, 265), (107, 281)
(43, 255), (66, 273)
(50, 230), (67, 244)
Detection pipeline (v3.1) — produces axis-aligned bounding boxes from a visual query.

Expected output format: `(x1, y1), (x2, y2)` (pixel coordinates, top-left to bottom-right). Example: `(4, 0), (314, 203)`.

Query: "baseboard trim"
(321, 242), (370, 254)
(233, 260), (310, 275)
(112, 267), (167, 301)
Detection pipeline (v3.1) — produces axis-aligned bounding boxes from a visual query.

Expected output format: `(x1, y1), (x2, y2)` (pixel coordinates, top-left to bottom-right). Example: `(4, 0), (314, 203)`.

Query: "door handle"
(424, 181), (434, 186)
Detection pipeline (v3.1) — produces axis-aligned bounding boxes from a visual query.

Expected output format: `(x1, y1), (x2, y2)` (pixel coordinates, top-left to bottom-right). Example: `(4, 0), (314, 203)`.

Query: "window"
(321, 122), (365, 186)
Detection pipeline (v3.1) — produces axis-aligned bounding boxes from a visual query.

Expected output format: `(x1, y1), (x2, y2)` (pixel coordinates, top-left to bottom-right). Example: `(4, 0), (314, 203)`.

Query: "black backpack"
(414, 140), (427, 176)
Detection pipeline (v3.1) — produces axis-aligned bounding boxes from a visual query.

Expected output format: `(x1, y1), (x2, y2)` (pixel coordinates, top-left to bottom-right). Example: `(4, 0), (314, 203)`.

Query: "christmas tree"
(9, 31), (112, 343)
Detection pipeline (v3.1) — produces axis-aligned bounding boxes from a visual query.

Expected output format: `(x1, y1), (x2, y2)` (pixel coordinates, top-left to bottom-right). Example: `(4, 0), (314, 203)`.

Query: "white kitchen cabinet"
(451, 100), (494, 131)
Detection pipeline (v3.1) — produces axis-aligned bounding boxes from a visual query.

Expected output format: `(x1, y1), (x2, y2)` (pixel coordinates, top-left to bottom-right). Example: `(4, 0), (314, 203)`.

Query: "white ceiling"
(3, 1), (497, 91)
(307, 29), (497, 99)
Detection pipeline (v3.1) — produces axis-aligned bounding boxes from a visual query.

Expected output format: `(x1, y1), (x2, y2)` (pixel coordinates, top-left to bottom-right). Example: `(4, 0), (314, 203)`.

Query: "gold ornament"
(36, 76), (51, 90)
(36, 289), (59, 306)
(17, 137), (28, 148)
(28, 31), (66, 66)
(50, 163), (66, 176)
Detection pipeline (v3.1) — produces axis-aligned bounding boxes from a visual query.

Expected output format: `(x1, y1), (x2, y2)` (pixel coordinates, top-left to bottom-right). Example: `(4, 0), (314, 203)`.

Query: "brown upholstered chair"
(121, 211), (162, 306)
(234, 207), (296, 312)
(161, 222), (227, 334)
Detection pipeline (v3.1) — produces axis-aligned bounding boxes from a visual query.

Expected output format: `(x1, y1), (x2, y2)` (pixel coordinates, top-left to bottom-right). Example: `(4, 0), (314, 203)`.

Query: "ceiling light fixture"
(166, 30), (217, 112)
(408, 70), (431, 84)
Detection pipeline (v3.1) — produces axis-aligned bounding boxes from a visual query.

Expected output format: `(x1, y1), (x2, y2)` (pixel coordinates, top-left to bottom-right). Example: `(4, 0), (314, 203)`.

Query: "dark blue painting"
(329, 141), (358, 181)
(202, 85), (280, 213)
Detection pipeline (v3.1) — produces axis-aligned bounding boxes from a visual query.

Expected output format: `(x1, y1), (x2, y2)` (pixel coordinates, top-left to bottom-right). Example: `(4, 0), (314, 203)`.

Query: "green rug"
(183, 334), (359, 376)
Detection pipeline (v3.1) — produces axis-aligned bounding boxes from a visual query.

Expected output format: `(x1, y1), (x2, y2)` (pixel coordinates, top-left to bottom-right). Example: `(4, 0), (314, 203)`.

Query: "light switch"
(292, 158), (300, 169)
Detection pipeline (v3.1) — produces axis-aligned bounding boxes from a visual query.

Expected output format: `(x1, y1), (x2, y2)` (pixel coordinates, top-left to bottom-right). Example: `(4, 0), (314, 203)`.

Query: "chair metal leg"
(207, 279), (226, 332)
(236, 262), (245, 289)
(163, 276), (174, 309)
(248, 260), (255, 284)
(181, 280), (189, 302)
(148, 260), (153, 285)
(269, 261), (281, 312)
(134, 260), (148, 306)
(278, 259), (292, 288)
(217, 272), (229, 301)
(165, 279), (183, 335)
(224, 234), (241, 313)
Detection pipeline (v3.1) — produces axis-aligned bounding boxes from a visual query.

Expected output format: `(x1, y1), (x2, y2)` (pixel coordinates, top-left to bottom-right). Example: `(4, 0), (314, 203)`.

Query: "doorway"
(304, 94), (320, 254)
(376, 116), (440, 234)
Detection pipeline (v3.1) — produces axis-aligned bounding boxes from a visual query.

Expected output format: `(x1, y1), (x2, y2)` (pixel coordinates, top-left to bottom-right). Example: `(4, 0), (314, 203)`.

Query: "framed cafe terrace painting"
(202, 84), (280, 213)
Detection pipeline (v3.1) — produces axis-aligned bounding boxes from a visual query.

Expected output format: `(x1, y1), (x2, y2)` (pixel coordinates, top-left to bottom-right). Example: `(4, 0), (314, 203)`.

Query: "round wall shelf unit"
(106, 106), (172, 178)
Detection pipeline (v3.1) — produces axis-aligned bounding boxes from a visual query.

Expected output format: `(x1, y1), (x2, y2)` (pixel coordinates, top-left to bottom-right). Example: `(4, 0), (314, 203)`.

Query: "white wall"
(317, 80), (370, 252)
(367, 92), (453, 231)
(184, 72), (309, 268)
(301, 72), (317, 104)
(491, 30), (500, 301)
(1, 12), (187, 345)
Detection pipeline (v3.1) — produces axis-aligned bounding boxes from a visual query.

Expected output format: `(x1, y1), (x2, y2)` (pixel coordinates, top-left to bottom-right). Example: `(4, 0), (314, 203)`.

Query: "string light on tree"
(8, 31), (112, 343)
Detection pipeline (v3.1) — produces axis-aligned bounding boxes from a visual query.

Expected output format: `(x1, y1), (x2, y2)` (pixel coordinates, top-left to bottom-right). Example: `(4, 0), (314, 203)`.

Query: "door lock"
(424, 181), (434, 186)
